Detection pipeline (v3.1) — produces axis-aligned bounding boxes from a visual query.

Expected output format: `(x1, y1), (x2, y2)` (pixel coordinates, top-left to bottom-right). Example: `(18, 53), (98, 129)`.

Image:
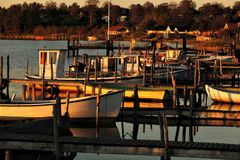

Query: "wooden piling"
(133, 85), (140, 111)
(114, 58), (117, 83)
(171, 67), (177, 108)
(22, 85), (27, 101)
(96, 90), (100, 138)
(0, 56), (3, 94)
(158, 113), (164, 160)
(143, 58), (146, 86)
(182, 126), (186, 142)
(5, 150), (12, 160)
(53, 97), (61, 160)
(189, 89), (194, 142)
(50, 57), (53, 80)
(42, 56), (46, 100)
(163, 114), (170, 160)
(92, 85), (95, 95)
(65, 91), (70, 116)
(7, 55), (9, 98)
(31, 84), (36, 101)
(94, 58), (97, 82)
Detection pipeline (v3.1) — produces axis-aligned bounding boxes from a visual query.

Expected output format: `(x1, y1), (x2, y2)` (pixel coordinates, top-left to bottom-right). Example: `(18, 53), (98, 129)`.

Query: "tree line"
(0, 0), (240, 38)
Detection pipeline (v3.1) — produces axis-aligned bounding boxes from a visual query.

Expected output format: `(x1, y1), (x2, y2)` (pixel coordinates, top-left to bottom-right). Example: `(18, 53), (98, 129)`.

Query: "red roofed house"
(109, 25), (130, 36)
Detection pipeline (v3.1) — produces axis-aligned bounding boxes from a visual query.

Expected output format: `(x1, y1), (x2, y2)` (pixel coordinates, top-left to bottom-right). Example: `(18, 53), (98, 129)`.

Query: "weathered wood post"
(83, 79), (87, 96)
(7, 55), (9, 98)
(94, 58), (98, 83)
(42, 55), (46, 100)
(5, 150), (12, 160)
(143, 57), (146, 87)
(114, 58), (117, 83)
(67, 39), (70, 57)
(96, 91), (100, 138)
(171, 67), (177, 108)
(0, 56), (3, 94)
(26, 60), (29, 75)
(158, 113), (164, 160)
(22, 85), (27, 101)
(194, 61), (197, 88)
(32, 84), (36, 101)
(53, 97), (61, 160)
(65, 91), (70, 117)
(189, 89), (194, 142)
(150, 61), (154, 85)
(158, 114), (170, 160)
(163, 114), (170, 160)
(50, 57), (53, 80)
(92, 85), (95, 95)
(133, 85), (140, 111)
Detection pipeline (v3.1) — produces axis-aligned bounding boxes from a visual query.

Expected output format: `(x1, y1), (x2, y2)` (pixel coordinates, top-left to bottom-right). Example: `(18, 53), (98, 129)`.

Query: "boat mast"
(107, 0), (111, 40)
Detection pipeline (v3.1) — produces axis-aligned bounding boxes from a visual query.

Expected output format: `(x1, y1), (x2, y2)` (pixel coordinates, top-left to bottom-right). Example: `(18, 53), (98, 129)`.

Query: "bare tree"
(85, 0), (100, 27)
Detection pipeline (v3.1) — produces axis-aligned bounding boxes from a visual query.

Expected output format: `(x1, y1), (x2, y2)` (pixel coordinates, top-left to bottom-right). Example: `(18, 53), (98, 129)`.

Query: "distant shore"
(0, 34), (238, 53)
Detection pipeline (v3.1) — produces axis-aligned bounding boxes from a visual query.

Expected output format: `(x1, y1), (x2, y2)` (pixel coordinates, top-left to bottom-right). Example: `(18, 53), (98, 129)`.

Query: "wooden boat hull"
(205, 85), (240, 103)
(0, 90), (124, 120)
(84, 83), (173, 102)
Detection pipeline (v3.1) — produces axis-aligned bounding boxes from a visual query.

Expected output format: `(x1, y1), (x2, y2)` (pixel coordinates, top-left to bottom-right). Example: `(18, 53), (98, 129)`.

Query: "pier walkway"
(0, 133), (239, 160)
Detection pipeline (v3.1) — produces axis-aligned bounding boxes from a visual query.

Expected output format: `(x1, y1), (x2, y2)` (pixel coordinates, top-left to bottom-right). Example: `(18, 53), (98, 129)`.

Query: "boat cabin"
(158, 49), (181, 61)
(100, 54), (141, 74)
(38, 49), (66, 79)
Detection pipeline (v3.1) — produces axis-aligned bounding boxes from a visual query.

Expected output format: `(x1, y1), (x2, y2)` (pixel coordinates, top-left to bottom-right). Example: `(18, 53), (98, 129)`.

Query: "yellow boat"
(83, 83), (173, 102)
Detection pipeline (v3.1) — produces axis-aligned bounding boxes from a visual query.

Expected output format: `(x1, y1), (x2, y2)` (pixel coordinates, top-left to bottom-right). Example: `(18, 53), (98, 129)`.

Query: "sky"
(0, 0), (236, 8)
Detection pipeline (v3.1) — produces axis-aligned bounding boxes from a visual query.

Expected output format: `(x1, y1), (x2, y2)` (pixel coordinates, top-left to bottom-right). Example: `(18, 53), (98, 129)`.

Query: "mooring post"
(32, 84), (36, 101)
(183, 85), (187, 107)
(5, 150), (12, 160)
(171, 67), (177, 108)
(0, 56), (3, 94)
(150, 61), (154, 85)
(94, 58), (97, 83)
(96, 87), (100, 138)
(114, 58), (117, 83)
(83, 79), (87, 96)
(7, 55), (10, 98)
(42, 55), (46, 100)
(50, 57), (53, 80)
(163, 114), (170, 160)
(22, 85), (27, 101)
(158, 114), (164, 160)
(92, 85), (95, 95)
(26, 60), (29, 75)
(133, 85), (139, 111)
(65, 91), (70, 117)
(53, 97), (61, 160)
(189, 89), (194, 142)
(143, 57), (146, 87)
(182, 126), (186, 142)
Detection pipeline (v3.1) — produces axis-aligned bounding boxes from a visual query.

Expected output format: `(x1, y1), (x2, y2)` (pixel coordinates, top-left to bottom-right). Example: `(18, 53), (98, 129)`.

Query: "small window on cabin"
(49, 52), (57, 64)
(126, 57), (136, 63)
(40, 52), (47, 64)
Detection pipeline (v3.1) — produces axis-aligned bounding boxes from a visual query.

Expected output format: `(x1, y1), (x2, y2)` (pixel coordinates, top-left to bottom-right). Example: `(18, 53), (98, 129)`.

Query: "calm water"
(0, 40), (240, 160)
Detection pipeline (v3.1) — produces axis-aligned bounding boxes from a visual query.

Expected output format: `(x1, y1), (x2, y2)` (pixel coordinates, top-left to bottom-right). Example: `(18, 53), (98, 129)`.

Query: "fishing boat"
(205, 85), (240, 103)
(0, 90), (124, 121)
(83, 83), (173, 102)
(25, 49), (143, 83)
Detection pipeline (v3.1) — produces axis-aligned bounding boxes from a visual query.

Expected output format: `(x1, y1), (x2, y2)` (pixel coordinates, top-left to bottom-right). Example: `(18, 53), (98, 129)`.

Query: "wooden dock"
(0, 133), (239, 160)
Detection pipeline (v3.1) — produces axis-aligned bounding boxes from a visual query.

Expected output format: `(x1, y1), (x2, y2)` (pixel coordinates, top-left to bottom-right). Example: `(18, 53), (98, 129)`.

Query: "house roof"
(109, 25), (128, 31)
(224, 23), (240, 30)
(147, 25), (189, 32)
